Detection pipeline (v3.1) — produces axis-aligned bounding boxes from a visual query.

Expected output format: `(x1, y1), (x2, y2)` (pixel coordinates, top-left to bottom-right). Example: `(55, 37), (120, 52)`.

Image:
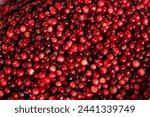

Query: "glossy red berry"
(0, 0), (149, 100)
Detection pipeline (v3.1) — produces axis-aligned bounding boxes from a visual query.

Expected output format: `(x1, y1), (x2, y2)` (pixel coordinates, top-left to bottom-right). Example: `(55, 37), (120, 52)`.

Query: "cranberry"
(0, 90), (4, 98)
(48, 18), (58, 26)
(27, 68), (35, 75)
(47, 26), (53, 33)
(0, 0), (149, 100)
(142, 18), (149, 25)
(92, 78), (99, 85)
(7, 31), (14, 38)
(103, 60), (112, 68)
(81, 59), (88, 66)
(57, 55), (65, 62)
(132, 60), (140, 68)
(32, 88), (39, 95)
(16, 79), (23, 87)
(83, 6), (89, 14)
(137, 68), (145, 76)
(20, 25), (26, 32)
(110, 86), (118, 94)
(99, 77), (106, 84)
(4, 67), (12, 75)
(96, 15), (103, 22)
(17, 70), (24, 77)
(90, 85), (98, 93)
(0, 79), (7, 86)
(21, 53), (27, 60)
(100, 67), (107, 75)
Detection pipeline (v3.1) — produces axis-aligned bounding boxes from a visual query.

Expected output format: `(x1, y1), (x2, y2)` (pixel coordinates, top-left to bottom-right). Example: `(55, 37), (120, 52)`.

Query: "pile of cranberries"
(0, 0), (149, 100)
